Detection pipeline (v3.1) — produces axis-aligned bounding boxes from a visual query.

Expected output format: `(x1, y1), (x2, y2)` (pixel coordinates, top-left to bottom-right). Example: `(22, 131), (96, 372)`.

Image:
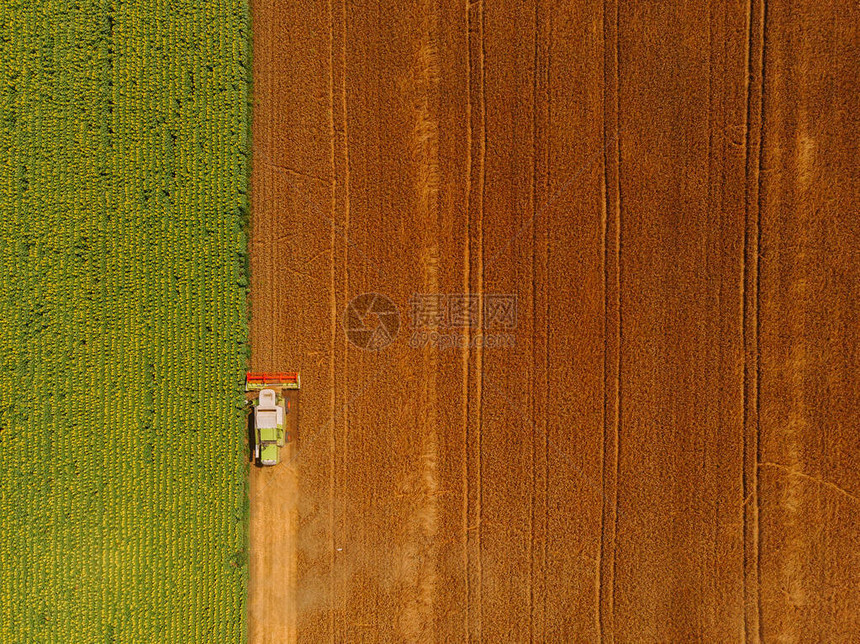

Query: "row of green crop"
(0, 0), (251, 641)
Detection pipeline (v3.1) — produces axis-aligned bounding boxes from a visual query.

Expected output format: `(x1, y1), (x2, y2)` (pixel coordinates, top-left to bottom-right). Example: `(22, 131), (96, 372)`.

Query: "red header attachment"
(245, 371), (301, 391)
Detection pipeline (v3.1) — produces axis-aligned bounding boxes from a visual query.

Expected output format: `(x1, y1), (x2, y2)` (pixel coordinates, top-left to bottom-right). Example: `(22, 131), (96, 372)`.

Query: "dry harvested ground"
(248, 0), (858, 641)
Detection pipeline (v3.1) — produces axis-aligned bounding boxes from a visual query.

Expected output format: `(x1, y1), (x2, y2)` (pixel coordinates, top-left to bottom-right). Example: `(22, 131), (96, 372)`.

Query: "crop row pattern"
(0, 0), (251, 641)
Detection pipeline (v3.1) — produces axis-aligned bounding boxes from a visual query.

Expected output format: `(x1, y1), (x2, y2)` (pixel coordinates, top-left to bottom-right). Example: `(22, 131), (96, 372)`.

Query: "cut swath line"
(759, 462), (860, 508)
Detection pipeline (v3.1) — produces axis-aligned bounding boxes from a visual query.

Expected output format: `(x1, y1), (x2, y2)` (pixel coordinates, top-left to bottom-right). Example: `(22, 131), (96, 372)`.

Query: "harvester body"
(253, 388), (286, 465)
(246, 372), (299, 466)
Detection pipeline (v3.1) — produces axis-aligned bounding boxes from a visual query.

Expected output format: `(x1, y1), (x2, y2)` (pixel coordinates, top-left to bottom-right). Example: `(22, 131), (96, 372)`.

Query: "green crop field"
(0, 1), (251, 641)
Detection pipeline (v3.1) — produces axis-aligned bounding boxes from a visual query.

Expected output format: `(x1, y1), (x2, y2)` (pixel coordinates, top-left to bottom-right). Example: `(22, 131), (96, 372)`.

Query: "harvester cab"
(245, 372), (300, 466)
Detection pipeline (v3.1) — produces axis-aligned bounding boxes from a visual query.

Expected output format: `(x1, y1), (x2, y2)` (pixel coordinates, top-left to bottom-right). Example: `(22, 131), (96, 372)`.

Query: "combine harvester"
(245, 372), (300, 466)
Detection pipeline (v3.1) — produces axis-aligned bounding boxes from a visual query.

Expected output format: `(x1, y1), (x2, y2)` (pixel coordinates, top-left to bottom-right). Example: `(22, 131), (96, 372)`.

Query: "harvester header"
(245, 371), (301, 391)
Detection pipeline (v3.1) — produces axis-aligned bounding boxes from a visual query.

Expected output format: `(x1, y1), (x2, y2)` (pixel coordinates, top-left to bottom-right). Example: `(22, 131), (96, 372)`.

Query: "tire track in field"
(599, 0), (621, 638)
(464, 0), (487, 638)
(398, 7), (442, 638)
